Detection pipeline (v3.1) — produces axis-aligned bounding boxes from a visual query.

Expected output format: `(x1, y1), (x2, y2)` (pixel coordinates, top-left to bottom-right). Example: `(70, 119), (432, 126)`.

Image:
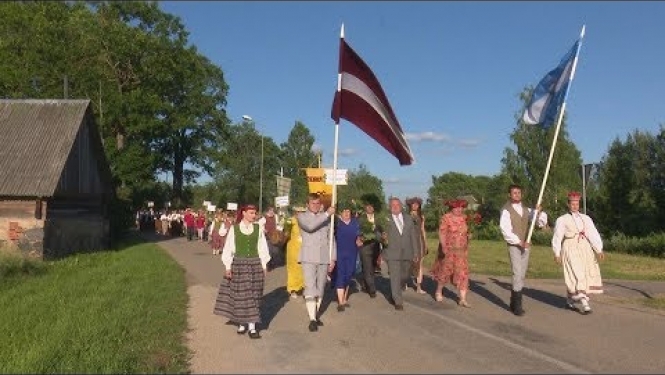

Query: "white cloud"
(338, 148), (358, 157)
(383, 177), (402, 184)
(457, 138), (482, 149)
(405, 131), (450, 142)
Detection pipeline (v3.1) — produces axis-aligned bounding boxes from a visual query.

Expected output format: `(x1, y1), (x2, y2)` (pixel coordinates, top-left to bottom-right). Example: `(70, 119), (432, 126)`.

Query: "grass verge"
(0, 239), (190, 373)
(423, 238), (665, 281)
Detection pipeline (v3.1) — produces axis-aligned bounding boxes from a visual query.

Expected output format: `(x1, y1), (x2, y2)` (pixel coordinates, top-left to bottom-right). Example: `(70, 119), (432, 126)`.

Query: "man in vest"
(499, 184), (548, 316)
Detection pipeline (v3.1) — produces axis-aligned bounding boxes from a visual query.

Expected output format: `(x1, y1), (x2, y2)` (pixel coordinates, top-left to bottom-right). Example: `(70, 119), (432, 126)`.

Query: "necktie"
(396, 215), (403, 234)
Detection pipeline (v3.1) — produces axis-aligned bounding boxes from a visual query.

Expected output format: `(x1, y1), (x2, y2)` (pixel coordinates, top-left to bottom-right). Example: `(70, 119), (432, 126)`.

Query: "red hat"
(236, 204), (258, 222)
(567, 191), (582, 201)
(445, 199), (468, 209)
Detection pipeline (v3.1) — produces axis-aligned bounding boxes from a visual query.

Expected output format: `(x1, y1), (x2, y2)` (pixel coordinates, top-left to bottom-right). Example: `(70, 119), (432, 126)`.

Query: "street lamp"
(243, 115), (264, 213)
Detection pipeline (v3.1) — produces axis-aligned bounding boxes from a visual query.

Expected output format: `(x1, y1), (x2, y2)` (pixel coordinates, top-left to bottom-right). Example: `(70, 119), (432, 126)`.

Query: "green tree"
(337, 164), (386, 213)
(212, 120), (280, 209)
(596, 129), (661, 236)
(279, 121), (318, 205)
(502, 87), (582, 219)
(425, 172), (491, 231)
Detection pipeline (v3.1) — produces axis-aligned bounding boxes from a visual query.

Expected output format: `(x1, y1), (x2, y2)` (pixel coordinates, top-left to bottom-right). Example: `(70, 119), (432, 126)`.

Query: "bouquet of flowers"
(360, 219), (377, 242)
(282, 216), (294, 239)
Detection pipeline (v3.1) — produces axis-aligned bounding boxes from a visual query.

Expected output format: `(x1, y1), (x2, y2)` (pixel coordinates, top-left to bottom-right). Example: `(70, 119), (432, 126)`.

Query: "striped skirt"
(213, 257), (265, 324)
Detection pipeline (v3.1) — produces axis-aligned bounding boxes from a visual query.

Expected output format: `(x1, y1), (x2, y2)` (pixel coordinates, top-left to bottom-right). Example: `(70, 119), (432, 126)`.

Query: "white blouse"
(220, 221), (271, 270)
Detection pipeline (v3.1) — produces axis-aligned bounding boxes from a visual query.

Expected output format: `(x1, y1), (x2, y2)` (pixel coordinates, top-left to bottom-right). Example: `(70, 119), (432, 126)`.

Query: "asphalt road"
(150, 234), (665, 374)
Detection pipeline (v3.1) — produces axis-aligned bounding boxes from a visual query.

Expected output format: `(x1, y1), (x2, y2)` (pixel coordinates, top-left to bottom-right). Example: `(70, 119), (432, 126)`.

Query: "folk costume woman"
(213, 204), (271, 339)
(551, 191), (604, 314)
(431, 199), (471, 307)
(406, 197), (428, 294)
(285, 206), (306, 298)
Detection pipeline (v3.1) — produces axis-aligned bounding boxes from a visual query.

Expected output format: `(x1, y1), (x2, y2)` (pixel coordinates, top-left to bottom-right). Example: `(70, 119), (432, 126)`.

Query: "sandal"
(458, 300), (471, 308)
(435, 293), (444, 302)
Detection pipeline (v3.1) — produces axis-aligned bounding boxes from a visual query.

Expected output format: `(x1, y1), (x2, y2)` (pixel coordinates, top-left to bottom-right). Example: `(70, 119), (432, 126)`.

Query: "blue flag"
(522, 40), (581, 129)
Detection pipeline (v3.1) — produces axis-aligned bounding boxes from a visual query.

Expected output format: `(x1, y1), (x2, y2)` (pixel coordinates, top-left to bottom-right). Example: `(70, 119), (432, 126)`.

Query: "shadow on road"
(605, 281), (654, 299)
(489, 277), (569, 310)
(260, 286), (289, 330)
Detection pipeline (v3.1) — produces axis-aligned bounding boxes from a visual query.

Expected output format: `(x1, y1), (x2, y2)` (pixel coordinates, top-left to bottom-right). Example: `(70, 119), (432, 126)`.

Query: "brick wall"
(0, 200), (45, 245)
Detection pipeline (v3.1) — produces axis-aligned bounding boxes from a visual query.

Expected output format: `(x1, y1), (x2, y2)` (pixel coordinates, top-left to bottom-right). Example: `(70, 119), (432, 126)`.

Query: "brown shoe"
(394, 304), (404, 311)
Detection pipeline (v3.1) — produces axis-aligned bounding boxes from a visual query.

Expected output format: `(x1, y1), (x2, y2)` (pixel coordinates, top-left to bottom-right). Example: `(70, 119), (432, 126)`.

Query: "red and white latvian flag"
(330, 27), (415, 166)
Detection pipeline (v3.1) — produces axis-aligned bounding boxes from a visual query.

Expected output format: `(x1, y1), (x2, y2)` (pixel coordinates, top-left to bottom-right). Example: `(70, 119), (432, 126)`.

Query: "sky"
(159, 1), (665, 201)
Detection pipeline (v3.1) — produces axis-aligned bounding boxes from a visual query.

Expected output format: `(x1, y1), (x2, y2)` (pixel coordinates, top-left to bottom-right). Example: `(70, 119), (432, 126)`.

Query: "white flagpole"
(328, 23), (344, 260)
(525, 25), (585, 246)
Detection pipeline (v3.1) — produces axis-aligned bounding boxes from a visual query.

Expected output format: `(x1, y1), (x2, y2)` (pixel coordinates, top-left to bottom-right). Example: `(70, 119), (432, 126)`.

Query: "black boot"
(512, 290), (525, 316)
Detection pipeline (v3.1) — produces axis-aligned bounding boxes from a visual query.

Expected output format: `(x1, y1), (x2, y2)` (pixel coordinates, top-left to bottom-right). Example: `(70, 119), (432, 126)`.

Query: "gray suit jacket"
(382, 212), (418, 261)
(297, 210), (336, 264)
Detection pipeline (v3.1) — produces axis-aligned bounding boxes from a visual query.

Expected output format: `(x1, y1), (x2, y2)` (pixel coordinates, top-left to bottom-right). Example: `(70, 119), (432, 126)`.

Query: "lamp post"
(243, 115), (264, 213)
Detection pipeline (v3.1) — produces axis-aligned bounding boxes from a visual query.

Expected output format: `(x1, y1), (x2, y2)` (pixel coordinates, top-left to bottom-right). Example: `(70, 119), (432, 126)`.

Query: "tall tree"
(279, 121), (318, 205)
(502, 87), (582, 218)
(596, 130), (661, 235)
(212, 121), (280, 208)
(337, 164), (386, 212)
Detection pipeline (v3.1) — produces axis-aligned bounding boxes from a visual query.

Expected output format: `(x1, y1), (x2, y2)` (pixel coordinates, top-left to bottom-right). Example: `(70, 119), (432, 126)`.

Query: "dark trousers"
(358, 241), (380, 294)
(187, 226), (195, 241)
(387, 259), (412, 306)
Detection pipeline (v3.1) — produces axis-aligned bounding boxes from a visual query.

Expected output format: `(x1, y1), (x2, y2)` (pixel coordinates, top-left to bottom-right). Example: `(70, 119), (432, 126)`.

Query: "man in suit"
(298, 193), (336, 332)
(381, 197), (419, 311)
(356, 201), (383, 298)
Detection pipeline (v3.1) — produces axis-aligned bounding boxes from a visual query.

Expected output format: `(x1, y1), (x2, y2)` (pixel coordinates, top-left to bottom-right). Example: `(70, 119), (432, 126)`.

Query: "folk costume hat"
(445, 199), (468, 209)
(236, 204), (258, 223)
(567, 191), (582, 201)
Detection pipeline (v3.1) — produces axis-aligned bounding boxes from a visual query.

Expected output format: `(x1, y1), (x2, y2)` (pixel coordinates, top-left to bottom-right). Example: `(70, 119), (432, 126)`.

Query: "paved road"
(150, 234), (665, 374)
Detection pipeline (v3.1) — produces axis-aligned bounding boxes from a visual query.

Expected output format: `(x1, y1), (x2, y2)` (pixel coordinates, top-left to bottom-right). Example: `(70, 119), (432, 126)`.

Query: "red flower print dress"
(430, 212), (470, 290)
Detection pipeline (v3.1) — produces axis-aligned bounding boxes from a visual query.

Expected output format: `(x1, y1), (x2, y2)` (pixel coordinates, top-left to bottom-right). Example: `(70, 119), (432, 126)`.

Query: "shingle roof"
(0, 99), (92, 197)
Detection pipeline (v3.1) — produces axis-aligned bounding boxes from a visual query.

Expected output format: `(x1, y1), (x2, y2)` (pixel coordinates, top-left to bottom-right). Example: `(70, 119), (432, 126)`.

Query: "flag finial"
(340, 23), (345, 39)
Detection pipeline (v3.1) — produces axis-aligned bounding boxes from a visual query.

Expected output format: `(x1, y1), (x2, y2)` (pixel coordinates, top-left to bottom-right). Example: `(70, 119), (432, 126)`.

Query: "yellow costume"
(286, 219), (305, 293)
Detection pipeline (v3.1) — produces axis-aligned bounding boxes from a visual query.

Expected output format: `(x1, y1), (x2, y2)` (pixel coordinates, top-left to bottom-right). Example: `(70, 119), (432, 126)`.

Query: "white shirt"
(393, 213), (404, 234)
(220, 221), (271, 270)
(551, 212), (603, 257)
(499, 202), (548, 245)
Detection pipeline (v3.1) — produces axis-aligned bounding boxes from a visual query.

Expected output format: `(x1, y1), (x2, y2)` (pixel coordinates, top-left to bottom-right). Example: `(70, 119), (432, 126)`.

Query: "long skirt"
(561, 239), (603, 298)
(213, 257), (264, 324)
(332, 253), (358, 289)
(210, 231), (223, 250)
(286, 240), (304, 293)
(431, 247), (470, 291)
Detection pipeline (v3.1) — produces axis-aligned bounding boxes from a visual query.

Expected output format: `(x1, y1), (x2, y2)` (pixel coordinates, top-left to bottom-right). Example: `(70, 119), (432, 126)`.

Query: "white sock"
(237, 324), (246, 332)
(248, 322), (256, 331)
(315, 297), (322, 312)
(305, 298), (317, 321)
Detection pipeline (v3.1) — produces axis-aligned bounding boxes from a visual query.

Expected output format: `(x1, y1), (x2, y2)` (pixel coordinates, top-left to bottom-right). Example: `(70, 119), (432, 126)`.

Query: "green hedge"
(472, 221), (665, 258)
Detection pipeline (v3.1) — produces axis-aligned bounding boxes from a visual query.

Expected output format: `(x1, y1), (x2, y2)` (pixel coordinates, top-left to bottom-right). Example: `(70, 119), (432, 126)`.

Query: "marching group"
(199, 184), (606, 339)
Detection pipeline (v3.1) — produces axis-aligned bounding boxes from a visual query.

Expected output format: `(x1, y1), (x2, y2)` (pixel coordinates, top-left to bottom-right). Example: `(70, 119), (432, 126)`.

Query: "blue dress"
(333, 217), (361, 289)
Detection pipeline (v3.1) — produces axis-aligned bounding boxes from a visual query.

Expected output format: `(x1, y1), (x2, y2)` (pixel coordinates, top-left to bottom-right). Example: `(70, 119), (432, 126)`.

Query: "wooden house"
(0, 99), (114, 259)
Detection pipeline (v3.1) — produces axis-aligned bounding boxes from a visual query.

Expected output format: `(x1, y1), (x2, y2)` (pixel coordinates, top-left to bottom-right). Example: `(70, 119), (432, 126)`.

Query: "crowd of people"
(156, 184), (606, 339)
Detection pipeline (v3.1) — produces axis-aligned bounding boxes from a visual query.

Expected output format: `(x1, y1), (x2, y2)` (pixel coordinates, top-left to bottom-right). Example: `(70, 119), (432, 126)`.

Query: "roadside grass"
(0, 238), (190, 374)
(423, 238), (665, 281)
(643, 296), (665, 310)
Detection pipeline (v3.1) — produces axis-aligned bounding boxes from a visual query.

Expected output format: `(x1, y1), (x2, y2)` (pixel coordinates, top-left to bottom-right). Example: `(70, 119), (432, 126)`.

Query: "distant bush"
(604, 232), (665, 258)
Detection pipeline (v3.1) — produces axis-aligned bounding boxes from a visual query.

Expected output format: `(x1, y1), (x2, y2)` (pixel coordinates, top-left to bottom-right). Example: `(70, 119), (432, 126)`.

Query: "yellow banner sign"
(304, 168), (332, 208)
